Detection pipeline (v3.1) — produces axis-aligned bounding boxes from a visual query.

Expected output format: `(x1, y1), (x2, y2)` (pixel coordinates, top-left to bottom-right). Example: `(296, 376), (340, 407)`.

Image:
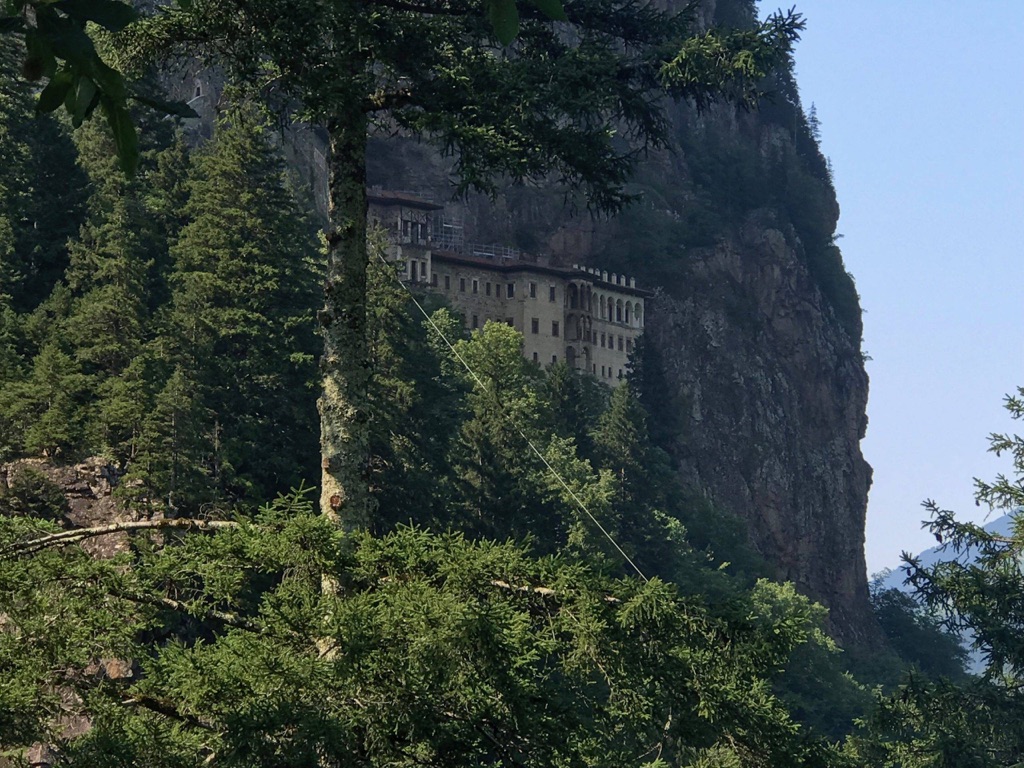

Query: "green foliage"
(0, 490), (851, 767)
(870, 585), (969, 683)
(0, 37), (88, 313)
(851, 390), (1024, 765)
(152, 106), (320, 507)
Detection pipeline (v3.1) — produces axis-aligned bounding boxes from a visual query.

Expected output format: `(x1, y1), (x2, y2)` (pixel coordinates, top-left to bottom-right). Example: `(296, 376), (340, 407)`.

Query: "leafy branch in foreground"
(849, 388), (1024, 766)
(0, 490), (843, 767)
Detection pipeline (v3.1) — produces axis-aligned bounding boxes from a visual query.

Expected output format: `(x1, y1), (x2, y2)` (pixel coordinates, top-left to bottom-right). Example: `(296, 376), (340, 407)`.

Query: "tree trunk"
(318, 110), (374, 529)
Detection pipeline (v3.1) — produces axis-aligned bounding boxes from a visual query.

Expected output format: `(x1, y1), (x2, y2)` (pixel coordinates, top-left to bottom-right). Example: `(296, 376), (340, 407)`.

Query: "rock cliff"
(361, 30), (876, 644)
(640, 214), (874, 644)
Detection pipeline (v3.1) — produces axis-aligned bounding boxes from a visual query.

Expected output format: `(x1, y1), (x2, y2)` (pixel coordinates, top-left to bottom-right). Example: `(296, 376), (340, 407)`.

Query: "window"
(431, 273), (438, 287)
(552, 355), (558, 364)
(420, 262), (427, 279)
(618, 368), (623, 379)
(472, 279), (478, 294)
(445, 275), (451, 290)
(618, 336), (624, 351)
(531, 318), (539, 334)
(600, 333), (606, 348)
(549, 286), (556, 302)
(472, 314), (479, 329)
(529, 282), (537, 298)
(459, 278), (466, 292)
(552, 321), (559, 337)
(533, 352), (539, 362)
(486, 282), (491, 296)
(601, 366), (605, 377)
(507, 283), (515, 298)
(626, 339), (633, 353)
(506, 317), (514, 326)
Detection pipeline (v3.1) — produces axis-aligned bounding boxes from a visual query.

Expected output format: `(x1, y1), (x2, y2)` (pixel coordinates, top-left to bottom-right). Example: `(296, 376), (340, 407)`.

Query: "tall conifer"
(160, 106), (319, 506)
(0, 38), (87, 313)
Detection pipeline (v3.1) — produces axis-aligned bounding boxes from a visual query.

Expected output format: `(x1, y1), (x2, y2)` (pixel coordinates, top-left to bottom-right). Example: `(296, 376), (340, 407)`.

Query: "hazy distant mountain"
(875, 513), (1016, 674)
(876, 514), (1015, 593)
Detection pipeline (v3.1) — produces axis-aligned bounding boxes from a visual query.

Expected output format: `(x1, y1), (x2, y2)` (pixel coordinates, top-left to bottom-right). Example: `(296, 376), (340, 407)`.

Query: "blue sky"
(764, 2), (1024, 573)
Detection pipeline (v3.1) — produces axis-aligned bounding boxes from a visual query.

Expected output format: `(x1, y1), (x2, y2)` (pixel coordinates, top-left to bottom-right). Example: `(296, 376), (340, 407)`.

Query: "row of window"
(523, 320), (631, 352)
(524, 351), (625, 381)
(435, 273), (562, 303)
(428, 270), (641, 326)
(599, 365), (624, 379)
(406, 259), (429, 281)
(526, 353), (623, 380)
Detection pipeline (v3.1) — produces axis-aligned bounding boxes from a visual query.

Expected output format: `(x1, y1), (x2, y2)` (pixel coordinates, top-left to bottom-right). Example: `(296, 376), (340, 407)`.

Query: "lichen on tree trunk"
(318, 111), (374, 529)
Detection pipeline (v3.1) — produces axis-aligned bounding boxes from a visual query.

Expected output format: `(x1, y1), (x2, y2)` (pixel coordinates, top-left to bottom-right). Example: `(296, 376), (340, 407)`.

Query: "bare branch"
(489, 579), (620, 603)
(121, 693), (219, 732)
(1, 519), (240, 559)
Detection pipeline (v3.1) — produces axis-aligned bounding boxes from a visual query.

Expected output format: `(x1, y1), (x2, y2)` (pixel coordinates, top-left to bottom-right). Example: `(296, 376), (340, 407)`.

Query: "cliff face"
(172, 0), (876, 642)
(361, 12), (877, 642)
(642, 213), (874, 644)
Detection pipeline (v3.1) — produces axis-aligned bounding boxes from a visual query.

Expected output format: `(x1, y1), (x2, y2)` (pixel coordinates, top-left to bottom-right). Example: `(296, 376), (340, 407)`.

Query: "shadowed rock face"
(357, 157), (878, 645)
(641, 212), (876, 646)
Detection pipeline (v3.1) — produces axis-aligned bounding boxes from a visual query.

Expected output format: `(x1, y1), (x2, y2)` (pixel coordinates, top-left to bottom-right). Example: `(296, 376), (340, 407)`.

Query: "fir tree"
(123, 366), (214, 514)
(447, 321), (562, 544)
(160, 106), (320, 506)
(3, 341), (93, 458)
(542, 360), (605, 461)
(364, 238), (465, 532)
(0, 37), (87, 313)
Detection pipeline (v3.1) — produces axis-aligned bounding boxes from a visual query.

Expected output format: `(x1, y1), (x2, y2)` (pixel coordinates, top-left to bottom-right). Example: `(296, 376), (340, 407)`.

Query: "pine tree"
(49, 118), (163, 458)
(159, 106), (320, 507)
(446, 322), (564, 543)
(122, 366), (214, 514)
(364, 238), (465, 532)
(4, 341), (93, 458)
(542, 360), (605, 461)
(0, 37), (87, 313)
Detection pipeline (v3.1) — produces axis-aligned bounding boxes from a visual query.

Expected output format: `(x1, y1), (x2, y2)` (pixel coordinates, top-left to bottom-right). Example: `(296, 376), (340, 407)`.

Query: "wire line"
(376, 252), (649, 582)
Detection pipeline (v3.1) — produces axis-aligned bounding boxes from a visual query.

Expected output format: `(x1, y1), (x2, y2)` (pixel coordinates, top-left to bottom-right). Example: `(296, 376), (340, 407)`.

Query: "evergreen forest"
(3, 2), (1024, 766)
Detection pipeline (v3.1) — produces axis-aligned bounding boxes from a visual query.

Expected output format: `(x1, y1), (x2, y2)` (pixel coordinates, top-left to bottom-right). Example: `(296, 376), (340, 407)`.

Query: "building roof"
(431, 250), (653, 298)
(367, 190), (443, 211)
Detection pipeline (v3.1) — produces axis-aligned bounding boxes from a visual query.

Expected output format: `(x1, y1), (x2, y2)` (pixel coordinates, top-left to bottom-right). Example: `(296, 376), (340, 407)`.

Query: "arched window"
(635, 303), (643, 328)
(608, 297), (614, 321)
(568, 284), (579, 309)
(615, 299), (623, 323)
(625, 303), (631, 325)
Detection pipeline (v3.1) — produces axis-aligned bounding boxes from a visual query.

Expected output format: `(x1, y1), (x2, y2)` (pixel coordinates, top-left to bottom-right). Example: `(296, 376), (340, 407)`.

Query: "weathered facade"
(369, 191), (647, 384)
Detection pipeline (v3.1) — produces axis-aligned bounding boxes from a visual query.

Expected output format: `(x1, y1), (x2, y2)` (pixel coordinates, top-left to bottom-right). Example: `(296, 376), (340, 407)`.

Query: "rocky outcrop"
(0, 457), (140, 558)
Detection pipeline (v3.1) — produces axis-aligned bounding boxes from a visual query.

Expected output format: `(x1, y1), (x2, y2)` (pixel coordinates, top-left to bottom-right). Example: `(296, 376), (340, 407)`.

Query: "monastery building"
(369, 190), (648, 384)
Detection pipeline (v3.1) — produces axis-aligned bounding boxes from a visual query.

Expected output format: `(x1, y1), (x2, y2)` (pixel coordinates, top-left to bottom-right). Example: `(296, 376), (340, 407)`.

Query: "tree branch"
(121, 693), (219, 732)
(368, 0), (473, 17)
(489, 579), (620, 603)
(110, 588), (262, 633)
(0, 519), (239, 559)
